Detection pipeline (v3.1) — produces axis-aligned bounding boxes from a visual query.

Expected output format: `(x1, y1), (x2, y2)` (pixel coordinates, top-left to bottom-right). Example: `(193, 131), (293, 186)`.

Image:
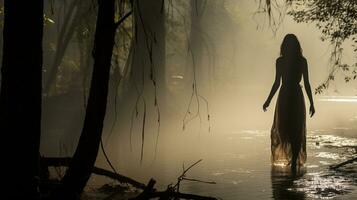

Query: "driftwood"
(151, 191), (217, 200)
(330, 157), (357, 170)
(42, 157), (218, 200)
(130, 179), (217, 200)
(41, 157), (146, 189)
(130, 160), (218, 200)
(130, 179), (157, 200)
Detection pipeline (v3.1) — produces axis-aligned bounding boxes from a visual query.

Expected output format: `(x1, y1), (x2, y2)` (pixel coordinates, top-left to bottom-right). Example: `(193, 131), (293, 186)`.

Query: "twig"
(173, 159), (216, 198)
(114, 10), (133, 29)
(181, 159), (202, 177)
(130, 179), (157, 200)
(131, 178), (217, 200)
(330, 157), (357, 170)
(182, 177), (216, 185)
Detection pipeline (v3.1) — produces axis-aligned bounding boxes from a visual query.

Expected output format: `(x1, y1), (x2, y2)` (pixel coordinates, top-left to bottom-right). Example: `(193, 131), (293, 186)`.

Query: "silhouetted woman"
(263, 34), (315, 172)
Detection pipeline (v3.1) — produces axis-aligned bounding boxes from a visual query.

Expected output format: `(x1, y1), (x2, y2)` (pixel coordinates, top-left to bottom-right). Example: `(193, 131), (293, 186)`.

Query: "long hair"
(280, 34), (303, 58)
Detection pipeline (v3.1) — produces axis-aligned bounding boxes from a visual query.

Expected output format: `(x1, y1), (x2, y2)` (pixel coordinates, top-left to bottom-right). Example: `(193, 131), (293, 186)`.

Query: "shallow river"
(176, 130), (357, 200)
(90, 129), (357, 200)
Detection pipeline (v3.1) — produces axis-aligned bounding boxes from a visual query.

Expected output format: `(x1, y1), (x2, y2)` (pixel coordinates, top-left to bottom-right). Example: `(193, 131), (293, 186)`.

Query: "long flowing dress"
(271, 57), (307, 166)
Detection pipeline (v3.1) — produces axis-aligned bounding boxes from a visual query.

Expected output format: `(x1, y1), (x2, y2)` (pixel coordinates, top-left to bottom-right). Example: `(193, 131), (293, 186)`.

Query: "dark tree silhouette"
(133, 0), (166, 90)
(44, 0), (95, 95)
(57, 0), (118, 198)
(0, 0), (43, 198)
(130, 0), (166, 102)
(117, 0), (165, 162)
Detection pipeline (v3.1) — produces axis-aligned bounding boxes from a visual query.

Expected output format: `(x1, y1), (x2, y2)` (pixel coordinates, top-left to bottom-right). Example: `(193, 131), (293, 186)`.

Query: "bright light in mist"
(318, 96), (357, 103)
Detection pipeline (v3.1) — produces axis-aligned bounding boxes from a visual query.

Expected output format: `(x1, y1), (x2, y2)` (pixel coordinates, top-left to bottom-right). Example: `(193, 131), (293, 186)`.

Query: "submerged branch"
(43, 157), (217, 199)
(149, 191), (217, 200)
(41, 157), (146, 189)
(330, 157), (357, 170)
(131, 178), (217, 200)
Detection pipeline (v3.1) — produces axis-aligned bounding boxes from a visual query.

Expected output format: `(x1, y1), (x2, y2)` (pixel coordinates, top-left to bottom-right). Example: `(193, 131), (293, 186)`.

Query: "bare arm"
(263, 59), (281, 111)
(302, 58), (315, 117)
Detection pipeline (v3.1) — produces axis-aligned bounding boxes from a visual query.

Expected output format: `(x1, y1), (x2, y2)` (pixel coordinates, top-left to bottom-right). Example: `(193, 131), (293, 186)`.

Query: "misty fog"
(34, 0), (357, 199)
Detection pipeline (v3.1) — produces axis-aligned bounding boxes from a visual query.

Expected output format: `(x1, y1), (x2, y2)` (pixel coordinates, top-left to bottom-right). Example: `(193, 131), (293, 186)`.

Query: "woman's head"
(280, 34), (302, 58)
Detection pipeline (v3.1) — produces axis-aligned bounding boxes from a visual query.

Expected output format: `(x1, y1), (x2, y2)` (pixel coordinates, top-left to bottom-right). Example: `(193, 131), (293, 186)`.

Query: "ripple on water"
(307, 134), (357, 148)
(288, 132), (357, 199)
(293, 170), (356, 199)
(315, 152), (345, 160)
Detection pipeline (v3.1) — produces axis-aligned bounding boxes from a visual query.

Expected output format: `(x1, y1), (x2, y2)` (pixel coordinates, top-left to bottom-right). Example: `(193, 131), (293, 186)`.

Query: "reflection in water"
(92, 129), (357, 199)
(271, 166), (306, 200)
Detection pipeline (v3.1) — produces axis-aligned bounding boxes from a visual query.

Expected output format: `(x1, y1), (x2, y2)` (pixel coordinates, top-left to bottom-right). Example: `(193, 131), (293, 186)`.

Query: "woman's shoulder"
(277, 56), (306, 61)
(276, 57), (283, 62)
(276, 56), (307, 64)
(276, 57), (283, 64)
(300, 56), (307, 63)
(300, 56), (308, 67)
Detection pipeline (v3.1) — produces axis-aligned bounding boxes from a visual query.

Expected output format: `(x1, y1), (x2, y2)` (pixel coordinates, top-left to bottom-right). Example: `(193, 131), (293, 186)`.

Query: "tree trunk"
(0, 0), (43, 198)
(56, 0), (116, 198)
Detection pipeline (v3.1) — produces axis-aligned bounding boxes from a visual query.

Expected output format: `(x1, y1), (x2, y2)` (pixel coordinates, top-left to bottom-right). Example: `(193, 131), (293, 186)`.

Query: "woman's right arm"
(263, 59), (282, 111)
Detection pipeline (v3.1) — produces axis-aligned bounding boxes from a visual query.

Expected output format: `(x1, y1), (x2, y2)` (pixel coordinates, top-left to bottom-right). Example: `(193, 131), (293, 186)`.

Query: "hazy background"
(39, 0), (357, 197)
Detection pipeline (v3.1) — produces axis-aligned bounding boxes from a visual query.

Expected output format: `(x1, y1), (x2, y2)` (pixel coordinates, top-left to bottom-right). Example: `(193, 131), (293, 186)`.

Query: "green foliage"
(289, 0), (356, 43)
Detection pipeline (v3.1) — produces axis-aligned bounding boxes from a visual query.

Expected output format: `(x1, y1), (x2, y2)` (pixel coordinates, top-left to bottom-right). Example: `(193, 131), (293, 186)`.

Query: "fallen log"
(330, 157), (357, 170)
(41, 157), (146, 189)
(92, 167), (146, 189)
(130, 179), (217, 200)
(130, 179), (156, 200)
(150, 191), (217, 200)
(42, 157), (218, 200)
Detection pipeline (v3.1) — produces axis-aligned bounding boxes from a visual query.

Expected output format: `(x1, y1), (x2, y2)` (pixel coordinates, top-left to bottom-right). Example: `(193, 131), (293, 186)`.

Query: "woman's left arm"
(302, 58), (315, 117)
